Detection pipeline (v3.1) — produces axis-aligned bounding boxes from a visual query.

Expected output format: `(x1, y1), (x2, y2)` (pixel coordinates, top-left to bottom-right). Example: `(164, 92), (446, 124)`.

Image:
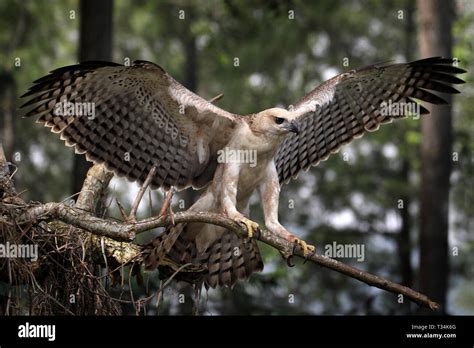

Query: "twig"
(28, 274), (76, 315)
(115, 198), (128, 220)
(156, 280), (163, 311)
(158, 188), (175, 225)
(128, 166), (157, 222)
(208, 93), (224, 104)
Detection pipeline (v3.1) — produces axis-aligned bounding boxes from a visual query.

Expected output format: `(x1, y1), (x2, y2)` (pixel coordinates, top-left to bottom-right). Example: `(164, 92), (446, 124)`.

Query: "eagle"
(21, 57), (465, 288)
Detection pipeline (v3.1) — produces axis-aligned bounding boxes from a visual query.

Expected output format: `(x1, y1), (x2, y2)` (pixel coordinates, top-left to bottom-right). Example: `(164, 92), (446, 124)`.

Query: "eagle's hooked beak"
(286, 120), (300, 135)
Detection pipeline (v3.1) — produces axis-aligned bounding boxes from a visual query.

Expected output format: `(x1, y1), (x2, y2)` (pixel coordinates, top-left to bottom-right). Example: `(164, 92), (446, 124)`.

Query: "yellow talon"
(292, 237), (315, 257)
(238, 217), (259, 238)
(280, 235), (316, 267)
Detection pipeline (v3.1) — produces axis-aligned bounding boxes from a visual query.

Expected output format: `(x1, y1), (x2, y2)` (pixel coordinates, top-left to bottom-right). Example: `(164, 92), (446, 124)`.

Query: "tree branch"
(75, 163), (113, 211)
(17, 202), (136, 241)
(16, 202), (439, 310)
(6, 154), (438, 311)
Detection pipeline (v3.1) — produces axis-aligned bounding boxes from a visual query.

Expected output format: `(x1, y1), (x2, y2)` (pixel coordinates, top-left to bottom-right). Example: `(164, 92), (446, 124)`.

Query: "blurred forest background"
(0, 0), (473, 315)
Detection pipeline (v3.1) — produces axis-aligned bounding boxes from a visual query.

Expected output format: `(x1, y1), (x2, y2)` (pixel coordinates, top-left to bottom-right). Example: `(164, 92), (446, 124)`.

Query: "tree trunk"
(396, 0), (415, 314)
(0, 71), (16, 163)
(417, 0), (454, 314)
(72, 0), (113, 194)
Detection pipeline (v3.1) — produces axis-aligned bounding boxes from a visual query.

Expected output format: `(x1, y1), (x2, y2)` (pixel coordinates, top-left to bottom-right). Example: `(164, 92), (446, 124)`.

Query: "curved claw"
(279, 250), (295, 267)
(237, 217), (260, 238)
(279, 235), (315, 268)
(286, 255), (295, 267)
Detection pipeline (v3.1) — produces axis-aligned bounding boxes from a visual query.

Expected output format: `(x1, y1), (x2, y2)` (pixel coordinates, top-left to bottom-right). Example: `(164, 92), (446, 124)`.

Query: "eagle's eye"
(275, 117), (285, 125)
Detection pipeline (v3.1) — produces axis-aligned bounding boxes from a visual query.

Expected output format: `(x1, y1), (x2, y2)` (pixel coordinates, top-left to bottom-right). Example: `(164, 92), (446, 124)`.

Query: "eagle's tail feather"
(144, 223), (263, 288)
(200, 230), (263, 288)
(144, 224), (185, 270)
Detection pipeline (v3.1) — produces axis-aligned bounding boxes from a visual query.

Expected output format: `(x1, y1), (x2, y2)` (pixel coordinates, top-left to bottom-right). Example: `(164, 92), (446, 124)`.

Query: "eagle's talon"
(288, 235), (315, 258)
(298, 239), (315, 257)
(237, 216), (259, 239)
(286, 255), (295, 267)
(279, 250), (295, 267)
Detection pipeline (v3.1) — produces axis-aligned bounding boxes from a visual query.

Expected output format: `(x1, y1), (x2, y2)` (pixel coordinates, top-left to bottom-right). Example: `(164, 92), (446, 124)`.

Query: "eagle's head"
(252, 107), (300, 137)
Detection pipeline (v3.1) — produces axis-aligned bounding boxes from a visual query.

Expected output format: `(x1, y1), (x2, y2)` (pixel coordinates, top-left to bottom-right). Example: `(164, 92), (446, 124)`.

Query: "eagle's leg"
(220, 162), (260, 238)
(267, 223), (315, 258)
(259, 162), (315, 258)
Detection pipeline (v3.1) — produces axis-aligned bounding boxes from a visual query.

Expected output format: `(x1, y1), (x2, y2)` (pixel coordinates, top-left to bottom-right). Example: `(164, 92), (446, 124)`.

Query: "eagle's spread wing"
(21, 60), (238, 190)
(275, 57), (466, 184)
